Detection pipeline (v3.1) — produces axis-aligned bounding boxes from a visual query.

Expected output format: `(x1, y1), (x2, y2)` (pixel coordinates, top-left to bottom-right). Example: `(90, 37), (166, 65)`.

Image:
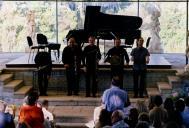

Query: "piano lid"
(84, 6), (143, 32)
(66, 6), (142, 46)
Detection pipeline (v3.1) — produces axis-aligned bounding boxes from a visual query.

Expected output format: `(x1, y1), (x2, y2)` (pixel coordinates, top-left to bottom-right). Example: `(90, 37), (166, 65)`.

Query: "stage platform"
(5, 53), (172, 69)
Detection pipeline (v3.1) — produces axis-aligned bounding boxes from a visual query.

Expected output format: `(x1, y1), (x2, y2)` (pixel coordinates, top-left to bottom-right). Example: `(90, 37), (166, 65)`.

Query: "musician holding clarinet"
(83, 36), (101, 97)
(62, 37), (82, 96)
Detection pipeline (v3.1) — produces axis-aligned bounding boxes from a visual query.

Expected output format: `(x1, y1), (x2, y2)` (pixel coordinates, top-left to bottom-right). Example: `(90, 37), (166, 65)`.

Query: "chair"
(27, 36), (41, 63)
(146, 37), (151, 48)
(37, 33), (61, 61)
(48, 43), (61, 61)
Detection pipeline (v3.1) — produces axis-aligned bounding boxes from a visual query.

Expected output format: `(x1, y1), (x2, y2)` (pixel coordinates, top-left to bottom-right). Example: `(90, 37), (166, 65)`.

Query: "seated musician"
(105, 38), (129, 89)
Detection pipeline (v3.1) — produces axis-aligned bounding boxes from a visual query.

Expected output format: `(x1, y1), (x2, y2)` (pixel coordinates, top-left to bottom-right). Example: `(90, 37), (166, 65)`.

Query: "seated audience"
(111, 110), (129, 128)
(135, 100), (148, 114)
(18, 91), (44, 128)
(0, 102), (15, 128)
(42, 100), (54, 128)
(124, 108), (139, 128)
(175, 99), (185, 128)
(163, 98), (178, 123)
(183, 96), (189, 128)
(135, 121), (150, 128)
(102, 76), (128, 112)
(138, 112), (150, 124)
(95, 109), (112, 128)
(123, 96), (134, 118)
(163, 121), (180, 128)
(149, 95), (168, 128)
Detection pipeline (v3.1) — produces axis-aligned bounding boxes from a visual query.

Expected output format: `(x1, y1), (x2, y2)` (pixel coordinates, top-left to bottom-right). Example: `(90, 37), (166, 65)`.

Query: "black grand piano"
(66, 6), (142, 47)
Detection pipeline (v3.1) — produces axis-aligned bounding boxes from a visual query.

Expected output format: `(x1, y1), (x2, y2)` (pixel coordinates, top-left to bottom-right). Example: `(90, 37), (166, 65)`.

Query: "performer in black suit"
(62, 37), (82, 96)
(105, 38), (129, 89)
(34, 51), (52, 96)
(130, 37), (150, 98)
(83, 36), (101, 97)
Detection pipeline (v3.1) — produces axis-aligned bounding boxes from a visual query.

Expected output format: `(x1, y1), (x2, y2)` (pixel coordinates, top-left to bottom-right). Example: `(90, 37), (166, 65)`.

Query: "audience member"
(135, 100), (148, 114)
(163, 98), (178, 123)
(175, 99), (185, 128)
(148, 96), (155, 111)
(102, 76), (128, 112)
(0, 102), (15, 128)
(18, 91), (44, 128)
(95, 109), (112, 128)
(135, 121), (150, 128)
(138, 112), (150, 124)
(183, 96), (189, 128)
(149, 95), (168, 128)
(163, 121), (180, 128)
(111, 110), (129, 128)
(123, 96), (134, 118)
(125, 108), (138, 128)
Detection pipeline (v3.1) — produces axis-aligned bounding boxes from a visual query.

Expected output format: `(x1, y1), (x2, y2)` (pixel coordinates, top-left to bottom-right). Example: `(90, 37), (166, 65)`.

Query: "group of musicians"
(34, 35), (150, 98)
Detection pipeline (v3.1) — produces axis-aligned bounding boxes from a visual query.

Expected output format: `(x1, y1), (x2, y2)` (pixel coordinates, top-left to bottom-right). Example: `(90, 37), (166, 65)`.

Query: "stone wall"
(3, 68), (177, 93)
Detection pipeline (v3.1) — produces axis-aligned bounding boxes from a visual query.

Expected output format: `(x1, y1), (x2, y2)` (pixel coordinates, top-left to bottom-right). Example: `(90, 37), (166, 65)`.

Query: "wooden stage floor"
(5, 53), (172, 69)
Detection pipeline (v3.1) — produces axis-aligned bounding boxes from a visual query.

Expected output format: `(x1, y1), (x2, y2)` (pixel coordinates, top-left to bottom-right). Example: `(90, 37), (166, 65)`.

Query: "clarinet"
(74, 55), (77, 76)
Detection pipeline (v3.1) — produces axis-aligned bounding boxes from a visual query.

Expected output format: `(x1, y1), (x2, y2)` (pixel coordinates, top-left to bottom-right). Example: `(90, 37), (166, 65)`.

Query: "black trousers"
(133, 69), (147, 97)
(85, 69), (97, 97)
(111, 66), (124, 89)
(38, 70), (48, 95)
(66, 67), (79, 95)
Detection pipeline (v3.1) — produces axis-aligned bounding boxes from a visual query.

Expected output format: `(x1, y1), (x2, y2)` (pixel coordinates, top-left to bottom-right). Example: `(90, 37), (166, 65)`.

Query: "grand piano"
(66, 6), (143, 47)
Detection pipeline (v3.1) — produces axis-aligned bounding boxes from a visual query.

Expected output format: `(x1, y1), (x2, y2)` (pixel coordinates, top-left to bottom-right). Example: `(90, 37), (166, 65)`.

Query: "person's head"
(68, 37), (76, 47)
(175, 99), (185, 112)
(148, 96), (155, 110)
(135, 121), (149, 128)
(111, 110), (124, 124)
(164, 98), (174, 110)
(99, 109), (112, 127)
(88, 36), (95, 45)
(153, 95), (163, 107)
(129, 108), (139, 120)
(163, 121), (180, 128)
(0, 100), (6, 112)
(111, 76), (120, 87)
(135, 100), (148, 113)
(27, 91), (39, 106)
(138, 112), (150, 123)
(137, 37), (144, 48)
(114, 38), (121, 47)
(42, 100), (49, 109)
(184, 96), (189, 107)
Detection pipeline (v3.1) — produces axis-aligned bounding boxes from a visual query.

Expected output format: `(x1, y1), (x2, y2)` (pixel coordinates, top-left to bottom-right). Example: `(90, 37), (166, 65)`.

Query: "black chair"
(27, 36), (42, 63)
(48, 43), (61, 61)
(146, 37), (151, 48)
(36, 33), (48, 51)
(37, 33), (61, 61)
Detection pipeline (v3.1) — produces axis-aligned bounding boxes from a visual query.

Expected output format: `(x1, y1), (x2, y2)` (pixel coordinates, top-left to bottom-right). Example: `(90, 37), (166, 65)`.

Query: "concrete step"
(3, 80), (23, 92)
(14, 85), (33, 99)
(48, 106), (94, 123)
(168, 76), (181, 88)
(39, 95), (101, 106)
(0, 74), (13, 86)
(157, 82), (172, 94)
(55, 123), (87, 128)
(147, 88), (160, 97)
